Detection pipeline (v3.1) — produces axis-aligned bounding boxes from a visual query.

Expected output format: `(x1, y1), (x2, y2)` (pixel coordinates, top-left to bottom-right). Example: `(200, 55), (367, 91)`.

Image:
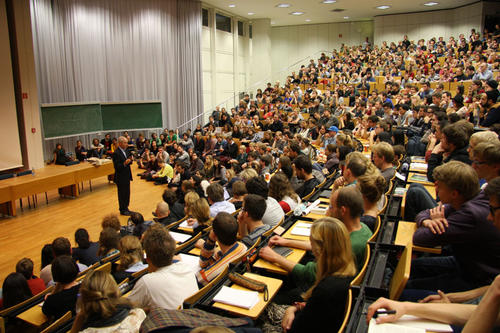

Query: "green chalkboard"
(41, 104), (102, 138)
(101, 102), (162, 130)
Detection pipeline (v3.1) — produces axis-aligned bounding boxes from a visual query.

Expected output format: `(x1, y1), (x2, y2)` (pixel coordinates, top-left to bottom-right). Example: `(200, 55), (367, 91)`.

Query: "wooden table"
(213, 272), (282, 320)
(0, 162), (114, 216)
(282, 220), (313, 241)
(407, 172), (434, 186)
(401, 184), (436, 218)
(394, 221), (442, 254)
(253, 248), (306, 275)
(17, 303), (48, 327)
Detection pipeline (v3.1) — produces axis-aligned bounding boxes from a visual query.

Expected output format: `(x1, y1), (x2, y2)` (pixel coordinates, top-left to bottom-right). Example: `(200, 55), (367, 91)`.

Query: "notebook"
(410, 162), (428, 170)
(213, 286), (260, 309)
(169, 231), (192, 243)
(291, 222), (312, 236)
(179, 220), (198, 230)
(368, 314), (453, 333)
(178, 253), (201, 273)
(409, 174), (429, 182)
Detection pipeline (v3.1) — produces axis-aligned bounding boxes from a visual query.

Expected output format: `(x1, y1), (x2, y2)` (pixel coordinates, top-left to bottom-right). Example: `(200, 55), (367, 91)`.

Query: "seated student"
(101, 214), (121, 234)
(333, 151), (378, 190)
(89, 138), (104, 158)
(74, 140), (88, 161)
(269, 172), (301, 214)
(0, 273), (32, 309)
(323, 143), (340, 175)
(262, 218), (356, 333)
(15, 258), (46, 296)
(153, 201), (178, 226)
(293, 155), (321, 198)
(72, 228), (99, 267)
(246, 177), (284, 226)
(148, 160), (173, 185)
(259, 187), (372, 295)
(98, 228), (120, 260)
(196, 212), (247, 286)
(71, 271), (146, 333)
(42, 255), (80, 318)
(120, 212), (154, 238)
(162, 189), (185, 221)
(237, 194), (271, 248)
(228, 180), (247, 210)
(185, 198), (212, 235)
(471, 141), (500, 188)
(407, 161), (500, 293)
(128, 226), (198, 310)
(371, 142), (396, 185)
(357, 173), (387, 231)
(40, 237), (88, 286)
(112, 236), (148, 284)
(207, 183), (235, 218)
(53, 143), (70, 165)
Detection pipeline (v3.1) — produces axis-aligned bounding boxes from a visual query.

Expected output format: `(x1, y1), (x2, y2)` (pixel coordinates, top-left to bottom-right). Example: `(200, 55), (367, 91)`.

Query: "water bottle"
(31, 168), (35, 176)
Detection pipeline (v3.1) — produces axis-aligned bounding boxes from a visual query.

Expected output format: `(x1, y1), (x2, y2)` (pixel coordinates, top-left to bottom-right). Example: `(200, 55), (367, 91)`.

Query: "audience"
(98, 228), (120, 260)
(293, 155), (320, 198)
(72, 228), (100, 267)
(112, 236), (148, 283)
(0, 272), (32, 309)
(15, 258), (46, 296)
(207, 183), (236, 217)
(237, 194), (271, 247)
(245, 176), (284, 226)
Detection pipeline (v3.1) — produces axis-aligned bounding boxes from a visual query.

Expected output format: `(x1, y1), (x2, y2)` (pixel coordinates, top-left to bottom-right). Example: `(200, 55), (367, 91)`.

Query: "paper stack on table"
(169, 231), (192, 243)
(213, 286), (260, 309)
(410, 162), (428, 170)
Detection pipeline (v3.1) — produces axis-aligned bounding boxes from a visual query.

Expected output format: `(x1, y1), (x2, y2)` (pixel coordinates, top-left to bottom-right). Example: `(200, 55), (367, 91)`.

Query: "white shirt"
(209, 201), (236, 218)
(128, 261), (198, 310)
(262, 197), (285, 226)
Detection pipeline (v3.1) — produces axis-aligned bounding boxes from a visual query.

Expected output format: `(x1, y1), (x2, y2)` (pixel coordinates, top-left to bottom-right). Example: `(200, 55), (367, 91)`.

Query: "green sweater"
(291, 223), (372, 290)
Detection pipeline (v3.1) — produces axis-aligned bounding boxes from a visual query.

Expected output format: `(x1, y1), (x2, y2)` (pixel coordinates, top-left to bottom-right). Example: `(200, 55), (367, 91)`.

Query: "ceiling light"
(322, 0), (337, 3)
(276, 3), (291, 8)
(305, 19), (311, 22)
(376, 5), (391, 9)
(343, 16), (349, 19)
(228, 4), (236, 7)
(248, 12), (255, 15)
(271, 21), (276, 25)
(423, 1), (439, 6)
(290, 11), (305, 15)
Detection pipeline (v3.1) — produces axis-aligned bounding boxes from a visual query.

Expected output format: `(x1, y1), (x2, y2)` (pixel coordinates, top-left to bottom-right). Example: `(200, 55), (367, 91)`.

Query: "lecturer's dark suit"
(112, 148), (132, 213)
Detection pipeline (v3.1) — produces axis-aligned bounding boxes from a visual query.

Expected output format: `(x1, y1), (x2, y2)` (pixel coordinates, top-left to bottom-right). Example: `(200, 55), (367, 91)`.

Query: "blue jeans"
(404, 183), (437, 221)
(405, 256), (475, 293)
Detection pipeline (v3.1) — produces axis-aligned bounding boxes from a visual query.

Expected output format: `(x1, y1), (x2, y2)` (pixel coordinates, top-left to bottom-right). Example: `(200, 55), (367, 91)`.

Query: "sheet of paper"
(179, 220), (196, 229)
(395, 315), (453, 332)
(410, 162), (428, 169)
(213, 285), (260, 309)
(291, 223), (312, 236)
(169, 231), (192, 243)
(178, 253), (201, 273)
(368, 320), (424, 333)
(410, 174), (429, 182)
(395, 172), (406, 181)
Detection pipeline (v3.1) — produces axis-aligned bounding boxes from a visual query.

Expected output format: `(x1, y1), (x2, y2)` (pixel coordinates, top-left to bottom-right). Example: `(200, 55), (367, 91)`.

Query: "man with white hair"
(112, 136), (133, 215)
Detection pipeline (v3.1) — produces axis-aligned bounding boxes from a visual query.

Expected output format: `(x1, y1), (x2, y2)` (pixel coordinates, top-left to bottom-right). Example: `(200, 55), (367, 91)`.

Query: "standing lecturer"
(112, 136), (133, 215)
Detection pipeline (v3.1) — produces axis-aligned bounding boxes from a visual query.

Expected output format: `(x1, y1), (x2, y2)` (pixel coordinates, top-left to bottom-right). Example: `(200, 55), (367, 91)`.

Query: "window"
(249, 24), (253, 39)
(216, 13), (231, 33)
(202, 8), (209, 27)
(238, 21), (244, 36)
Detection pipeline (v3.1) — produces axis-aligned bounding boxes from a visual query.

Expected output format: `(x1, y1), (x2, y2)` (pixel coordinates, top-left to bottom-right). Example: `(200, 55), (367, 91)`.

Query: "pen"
(363, 310), (397, 318)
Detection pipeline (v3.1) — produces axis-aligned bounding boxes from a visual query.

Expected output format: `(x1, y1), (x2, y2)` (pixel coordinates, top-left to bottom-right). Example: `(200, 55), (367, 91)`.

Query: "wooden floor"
(0, 165), (165, 283)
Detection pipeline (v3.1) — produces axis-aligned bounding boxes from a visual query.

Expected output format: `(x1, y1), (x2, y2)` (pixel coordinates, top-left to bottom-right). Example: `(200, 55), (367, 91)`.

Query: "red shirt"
(27, 277), (46, 295)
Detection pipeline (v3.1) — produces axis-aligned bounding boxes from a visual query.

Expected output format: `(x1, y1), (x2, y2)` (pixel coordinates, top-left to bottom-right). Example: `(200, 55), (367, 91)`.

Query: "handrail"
(176, 50), (334, 131)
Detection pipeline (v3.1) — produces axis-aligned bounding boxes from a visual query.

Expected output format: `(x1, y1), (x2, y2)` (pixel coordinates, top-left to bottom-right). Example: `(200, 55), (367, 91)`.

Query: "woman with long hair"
(269, 172), (301, 214)
(261, 218), (356, 333)
(1, 273), (32, 309)
(98, 228), (120, 260)
(203, 155), (215, 179)
(187, 198), (212, 235)
(112, 236), (148, 283)
(70, 271), (146, 332)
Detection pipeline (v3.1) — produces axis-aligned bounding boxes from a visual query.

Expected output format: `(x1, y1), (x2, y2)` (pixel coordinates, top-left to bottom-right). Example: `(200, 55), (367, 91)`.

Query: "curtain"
(30, 0), (203, 133)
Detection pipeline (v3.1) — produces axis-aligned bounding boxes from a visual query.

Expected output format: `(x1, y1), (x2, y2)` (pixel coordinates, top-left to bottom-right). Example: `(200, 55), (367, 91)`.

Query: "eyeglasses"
(490, 205), (500, 216)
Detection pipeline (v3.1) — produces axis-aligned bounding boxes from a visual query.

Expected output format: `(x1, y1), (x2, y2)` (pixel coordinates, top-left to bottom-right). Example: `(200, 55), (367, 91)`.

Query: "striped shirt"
(196, 240), (247, 285)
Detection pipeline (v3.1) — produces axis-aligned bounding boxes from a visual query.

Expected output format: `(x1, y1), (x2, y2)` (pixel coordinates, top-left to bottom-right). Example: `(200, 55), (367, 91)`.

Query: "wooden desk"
(304, 202), (329, 220)
(394, 221), (442, 254)
(213, 272), (282, 320)
(282, 220), (312, 241)
(0, 162), (114, 216)
(407, 172), (433, 186)
(17, 303), (48, 327)
(401, 184), (436, 218)
(253, 248), (306, 275)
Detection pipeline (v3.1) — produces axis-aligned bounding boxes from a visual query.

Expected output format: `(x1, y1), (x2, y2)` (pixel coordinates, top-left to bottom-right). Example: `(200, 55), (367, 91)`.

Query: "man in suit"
(113, 136), (133, 215)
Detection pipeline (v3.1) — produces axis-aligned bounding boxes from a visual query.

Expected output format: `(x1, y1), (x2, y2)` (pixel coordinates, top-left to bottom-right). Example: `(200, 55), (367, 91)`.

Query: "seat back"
(389, 244), (412, 300)
(77, 261), (100, 277)
(40, 311), (72, 333)
(131, 266), (149, 280)
(100, 252), (120, 265)
(262, 216), (285, 238)
(350, 245), (370, 286)
(165, 216), (188, 230)
(95, 261), (112, 274)
(175, 232), (203, 253)
(0, 286), (54, 318)
(367, 216), (381, 243)
(231, 238), (261, 265)
(302, 189), (315, 201)
(338, 289), (353, 333)
(0, 316), (5, 333)
(183, 266), (229, 308)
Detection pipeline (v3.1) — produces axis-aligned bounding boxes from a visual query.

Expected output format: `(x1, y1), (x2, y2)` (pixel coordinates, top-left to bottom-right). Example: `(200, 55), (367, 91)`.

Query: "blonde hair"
(226, 169), (236, 182)
(372, 142), (395, 164)
(303, 217), (356, 300)
(117, 236), (143, 271)
(469, 131), (499, 148)
(433, 161), (479, 201)
(240, 168), (258, 182)
(184, 191), (200, 216)
(336, 132), (354, 149)
(357, 173), (386, 203)
(191, 198), (211, 226)
(77, 271), (131, 322)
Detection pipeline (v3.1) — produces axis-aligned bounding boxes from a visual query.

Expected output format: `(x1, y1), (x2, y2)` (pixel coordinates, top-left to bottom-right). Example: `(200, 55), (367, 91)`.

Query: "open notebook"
(169, 231), (192, 243)
(290, 222), (312, 236)
(368, 315), (453, 333)
(213, 286), (260, 309)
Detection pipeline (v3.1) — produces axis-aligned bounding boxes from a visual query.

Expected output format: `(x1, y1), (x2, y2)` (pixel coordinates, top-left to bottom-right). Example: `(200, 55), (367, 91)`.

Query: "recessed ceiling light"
(276, 3), (291, 8)
(271, 21), (276, 24)
(343, 16), (349, 19)
(228, 4), (236, 8)
(322, 0), (337, 3)
(423, 1), (439, 6)
(376, 5), (391, 9)
(305, 19), (311, 22)
(290, 11), (305, 15)
(248, 12), (255, 15)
